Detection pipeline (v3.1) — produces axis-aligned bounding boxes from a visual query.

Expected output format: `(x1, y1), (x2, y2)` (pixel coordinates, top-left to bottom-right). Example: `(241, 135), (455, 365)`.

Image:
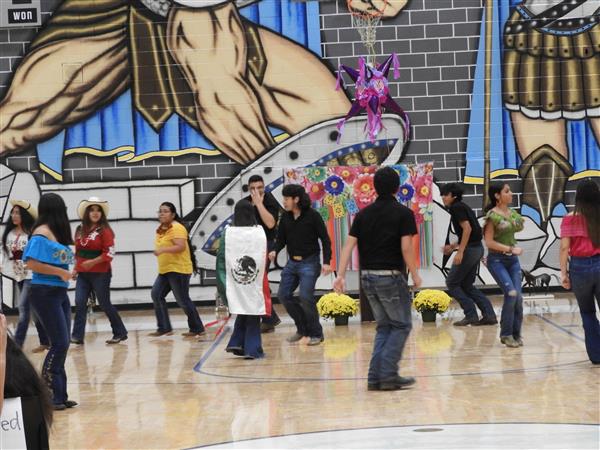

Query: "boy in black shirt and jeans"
(245, 175), (282, 333)
(334, 167), (421, 391)
(440, 183), (497, 326)
(269, 184), (333, 346)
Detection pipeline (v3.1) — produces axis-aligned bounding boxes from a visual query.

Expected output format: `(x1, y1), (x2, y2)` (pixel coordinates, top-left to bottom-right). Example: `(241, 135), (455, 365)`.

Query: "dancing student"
(440, 183), (497, 326)
(334, 167), (421, 391)
(1, 200), (49, 351)
(245, 174), (282, 333)
(270, 184), (332, 346)
(71, 197), (128, 345)
(218, 200), (271, 359)
(560, 180), (600, 365)
(4, 335), (53, 449)
(483, 183), (525, 348)
(150, 202), (205, 337)
(23, 193), (77, 410)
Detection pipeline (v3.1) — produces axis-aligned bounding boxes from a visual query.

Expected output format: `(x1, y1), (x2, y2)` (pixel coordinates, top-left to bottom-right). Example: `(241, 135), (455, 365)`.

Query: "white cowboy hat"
(9, 199), (38, 220)
(78, 197), (110, 220)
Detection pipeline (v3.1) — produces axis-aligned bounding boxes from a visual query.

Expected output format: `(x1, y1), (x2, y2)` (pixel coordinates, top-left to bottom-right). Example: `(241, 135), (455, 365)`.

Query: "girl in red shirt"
(560, 180), (600, 365)
(71, 198), (127, 345)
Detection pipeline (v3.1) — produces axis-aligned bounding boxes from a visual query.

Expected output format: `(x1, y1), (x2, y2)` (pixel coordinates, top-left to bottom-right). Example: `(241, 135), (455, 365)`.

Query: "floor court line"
(535, 313), (585, 342)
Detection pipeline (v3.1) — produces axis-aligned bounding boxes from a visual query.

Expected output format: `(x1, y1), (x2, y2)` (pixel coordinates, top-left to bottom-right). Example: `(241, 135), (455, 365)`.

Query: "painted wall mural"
(463, 0), (600, 284)
(1, 0), (597, 305)
(0, 1), (410, 305)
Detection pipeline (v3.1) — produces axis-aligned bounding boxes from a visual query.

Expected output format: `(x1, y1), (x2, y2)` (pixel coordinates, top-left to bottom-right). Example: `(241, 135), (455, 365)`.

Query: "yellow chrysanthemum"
(412, 289), (452, 313)
(317, 292), (359, 319)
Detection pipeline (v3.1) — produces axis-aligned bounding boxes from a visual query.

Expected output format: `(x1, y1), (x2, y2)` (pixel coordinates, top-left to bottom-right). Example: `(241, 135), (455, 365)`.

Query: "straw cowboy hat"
(78, 197), (110, 220)
(9, 200), (38, 220)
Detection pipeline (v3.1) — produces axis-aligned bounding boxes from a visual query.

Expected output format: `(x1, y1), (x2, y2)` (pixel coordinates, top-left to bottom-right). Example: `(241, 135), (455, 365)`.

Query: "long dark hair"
(233, 200), (257, 227)
(33, 193), (73, 245)
(2, 205), (35, 254)
(282, 184), (311, 211)
(574, 179), (600, 247)
(160, 202), (200, 275)
(484, 183), (508, 213)
(4, 337), (53, 428)
(78, 205), (113, 238)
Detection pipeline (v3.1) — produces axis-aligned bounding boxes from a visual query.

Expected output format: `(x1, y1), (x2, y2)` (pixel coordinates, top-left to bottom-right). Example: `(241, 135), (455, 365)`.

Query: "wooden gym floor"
(9, 296), (600, 449)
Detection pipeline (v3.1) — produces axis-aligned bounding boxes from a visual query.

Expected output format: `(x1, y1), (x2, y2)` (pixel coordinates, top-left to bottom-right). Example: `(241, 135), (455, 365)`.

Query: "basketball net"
(346, 0), (389, 65)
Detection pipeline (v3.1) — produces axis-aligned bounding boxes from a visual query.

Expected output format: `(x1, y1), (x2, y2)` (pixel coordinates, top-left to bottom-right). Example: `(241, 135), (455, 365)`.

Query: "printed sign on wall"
(0, 0), (41, 28)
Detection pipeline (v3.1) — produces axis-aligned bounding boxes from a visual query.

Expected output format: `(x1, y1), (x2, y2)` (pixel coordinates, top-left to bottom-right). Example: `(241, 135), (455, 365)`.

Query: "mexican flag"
(217, 226), (271, 316)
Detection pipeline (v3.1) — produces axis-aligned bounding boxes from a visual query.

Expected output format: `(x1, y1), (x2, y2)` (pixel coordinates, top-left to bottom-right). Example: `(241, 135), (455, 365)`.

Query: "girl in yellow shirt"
(150, 202), (205, 337)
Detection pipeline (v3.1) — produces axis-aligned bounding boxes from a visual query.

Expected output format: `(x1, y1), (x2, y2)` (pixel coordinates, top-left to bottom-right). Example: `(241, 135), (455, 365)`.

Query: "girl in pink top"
(560, 180), (600, 365)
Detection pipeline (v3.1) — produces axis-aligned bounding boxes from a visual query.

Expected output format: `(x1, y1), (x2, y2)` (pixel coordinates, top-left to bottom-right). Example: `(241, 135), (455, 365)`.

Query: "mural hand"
(347, 0), (408, 18)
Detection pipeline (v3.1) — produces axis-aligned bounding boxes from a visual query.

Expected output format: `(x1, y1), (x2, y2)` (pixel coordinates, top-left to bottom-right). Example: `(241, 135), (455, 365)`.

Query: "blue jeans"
(361, 273), (412, 383)
(151, 272), (204, 333)
(227, 315), (264, 358)
(14, 280), (49, 348)
(570, 255), (600, 363)
(487, 253), (523, 339)
(28, 284), (71, 405)
(445, 243), (496, 320)
(72, 272), (127, 341)
(278, 254), (322, 338)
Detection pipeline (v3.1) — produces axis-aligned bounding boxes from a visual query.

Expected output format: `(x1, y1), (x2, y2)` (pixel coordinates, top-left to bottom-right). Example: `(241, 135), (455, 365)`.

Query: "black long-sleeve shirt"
(274, 208), (332, 265)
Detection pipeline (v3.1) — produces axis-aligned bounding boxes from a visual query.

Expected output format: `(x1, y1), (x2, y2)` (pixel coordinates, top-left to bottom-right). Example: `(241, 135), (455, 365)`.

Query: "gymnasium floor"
(12, 297), (600, 449)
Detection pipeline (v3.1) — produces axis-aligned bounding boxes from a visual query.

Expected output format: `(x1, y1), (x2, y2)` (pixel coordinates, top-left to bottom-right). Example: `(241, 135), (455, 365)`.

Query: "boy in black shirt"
(269, 184), (332, 346)
(245, 175), (282, 332)
(440, 183), (497, 326)
(334, 167), (421, 391)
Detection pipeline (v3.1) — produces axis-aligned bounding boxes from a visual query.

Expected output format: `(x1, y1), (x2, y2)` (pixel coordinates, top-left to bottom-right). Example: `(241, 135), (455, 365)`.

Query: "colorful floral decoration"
(413, 175), (433, 204)
(325, 175), (345, 196)
(333, 203), (346, 219)
(344, 198), (359, 215)
(395, 165), (410, 185)
(353, 174), (377, 209)
(334, 166), (357, 184)
(308, 182), (325, 202)
(307, 167), (327, 182)
(284, 163), (434, 269)
(318, 206), (330, 222)
(323, 194), (335, 206)
(397, 183), (415, 202)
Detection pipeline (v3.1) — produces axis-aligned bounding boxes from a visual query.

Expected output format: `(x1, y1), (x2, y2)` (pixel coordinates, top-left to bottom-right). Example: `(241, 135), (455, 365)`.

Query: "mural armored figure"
(466, 0), (600, 228)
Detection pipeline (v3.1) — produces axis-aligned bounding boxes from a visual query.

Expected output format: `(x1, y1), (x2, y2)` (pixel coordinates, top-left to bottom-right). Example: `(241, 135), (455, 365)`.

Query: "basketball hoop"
(346, 0), (389, 64)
